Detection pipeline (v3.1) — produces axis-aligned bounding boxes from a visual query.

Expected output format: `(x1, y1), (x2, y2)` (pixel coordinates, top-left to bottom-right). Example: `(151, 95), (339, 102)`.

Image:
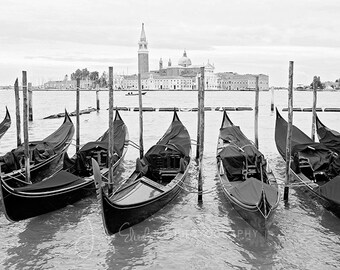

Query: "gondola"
(316, 114), (340, 155)
(0, 110), (129, 221)
(92, 110), (191, 235)
(216, 111), (280, 234)
(0, 111), (74, 187)
(125, 91), (146, 96)
(275, 109), (340, 217)
(0, 107), (11, 139)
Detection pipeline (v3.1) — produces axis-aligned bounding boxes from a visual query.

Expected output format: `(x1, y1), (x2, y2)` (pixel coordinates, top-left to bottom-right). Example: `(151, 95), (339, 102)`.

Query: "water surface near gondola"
(0, 90), (340, 269)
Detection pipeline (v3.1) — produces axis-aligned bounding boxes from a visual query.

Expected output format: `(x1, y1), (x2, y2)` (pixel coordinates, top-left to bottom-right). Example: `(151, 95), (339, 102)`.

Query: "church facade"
(121, 24), (269, 91)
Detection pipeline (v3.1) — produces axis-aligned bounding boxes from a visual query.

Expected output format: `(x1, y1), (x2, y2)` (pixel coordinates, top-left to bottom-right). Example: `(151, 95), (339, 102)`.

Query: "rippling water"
(0, 90), (340, 269)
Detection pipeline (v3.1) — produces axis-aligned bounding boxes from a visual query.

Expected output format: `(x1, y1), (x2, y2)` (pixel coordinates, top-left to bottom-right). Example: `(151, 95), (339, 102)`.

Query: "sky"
(0, 0), (339, 87)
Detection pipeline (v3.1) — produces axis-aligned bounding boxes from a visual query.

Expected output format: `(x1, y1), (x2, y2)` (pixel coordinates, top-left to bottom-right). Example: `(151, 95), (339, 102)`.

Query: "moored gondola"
(316, 114), (340, 155)
(0, 111), (74, 187)
(275, 109), (340, 217)
(0, 110), (129, 222)
(93, 110), (191, 235)
(216, 111), (280, 234)
(0, 107), (11, 139)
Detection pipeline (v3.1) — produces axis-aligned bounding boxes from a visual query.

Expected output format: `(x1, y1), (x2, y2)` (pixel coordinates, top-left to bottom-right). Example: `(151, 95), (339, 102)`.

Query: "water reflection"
(215, 174), (283, 269)
(3, 203), (89, 269)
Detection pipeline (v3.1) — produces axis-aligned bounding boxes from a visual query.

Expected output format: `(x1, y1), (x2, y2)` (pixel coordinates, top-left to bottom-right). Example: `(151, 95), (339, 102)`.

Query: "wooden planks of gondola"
(254, 75), (259, 148)
(108, 67), (114, 195)
(22, 71), (31, 183)
(14, 78), (21, 146)
(311, 78), (317, 141)
(138, 73), (144, 159)
(284, 61), (294, 201)
(198, 67), (205, 202)
(76, 78), (80, 153)
(28, 82), (33, 121)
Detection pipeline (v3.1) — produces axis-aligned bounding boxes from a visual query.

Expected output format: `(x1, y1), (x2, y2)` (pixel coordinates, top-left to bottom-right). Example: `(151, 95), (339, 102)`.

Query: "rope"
(128, 140), (140, 150)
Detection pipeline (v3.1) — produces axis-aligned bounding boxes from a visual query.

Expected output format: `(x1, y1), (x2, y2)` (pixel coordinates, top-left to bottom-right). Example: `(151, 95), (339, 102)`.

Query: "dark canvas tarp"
(217, 125), (264, 181)
(79, 118), (126, 156)
(275, 111), (333, 172)
(145, 115), (191, 159)
(318, 175), (340, 205)
(65, 118), (127, 174)
(317, 122), (340, 155)
(15, 171), (84, 192)
(0, 114), (74, 173)
(229, 178), (278, 206)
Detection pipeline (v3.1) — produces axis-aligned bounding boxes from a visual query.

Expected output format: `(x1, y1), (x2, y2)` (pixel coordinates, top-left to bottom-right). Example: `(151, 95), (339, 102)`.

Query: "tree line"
(70, 68), (108, 88)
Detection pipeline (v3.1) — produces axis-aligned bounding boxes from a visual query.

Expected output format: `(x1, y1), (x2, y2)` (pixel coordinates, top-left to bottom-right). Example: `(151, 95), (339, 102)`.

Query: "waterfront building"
(217, 72), (269, 90)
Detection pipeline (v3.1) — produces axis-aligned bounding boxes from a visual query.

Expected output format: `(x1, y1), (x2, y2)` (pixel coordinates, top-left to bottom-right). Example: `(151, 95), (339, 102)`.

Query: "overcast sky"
(0, 0), (339, 86)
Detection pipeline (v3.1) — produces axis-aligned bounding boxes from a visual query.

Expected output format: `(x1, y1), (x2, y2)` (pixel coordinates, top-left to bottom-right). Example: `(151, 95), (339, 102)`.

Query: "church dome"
(178, 50), (192, 67)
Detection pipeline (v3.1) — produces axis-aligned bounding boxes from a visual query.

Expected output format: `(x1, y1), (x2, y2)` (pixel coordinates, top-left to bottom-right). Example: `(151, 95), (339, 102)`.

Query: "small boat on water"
(0, 111), (74, 187)
(216, 111), (280, 234)
(0, 110), (129, 222)
(316, 114), (340, 155)
(0, 107), (11, 139)
(125, 91), (146, 96)
(93, 110), (191, 235)
(275, 109), (340, 218)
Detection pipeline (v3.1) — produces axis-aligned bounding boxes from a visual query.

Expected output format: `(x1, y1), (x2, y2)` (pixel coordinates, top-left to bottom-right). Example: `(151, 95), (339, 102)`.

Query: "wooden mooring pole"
(76, 78), (80, 153)
(28, 82), (33, 121)
(138, 73), (144, 159)
(108, 67), (114, 195)
(14, 78), (21, 146)
(284, 61), (294, 201)
(271, 87), (274, 112)
(96, 86), (100, 111)
(254, 75), (259, 149)
(311, 78), (317, 141)
(198, 67), (205, 202)
(196, 77), (201, 160)
(22, 71), (31, 183)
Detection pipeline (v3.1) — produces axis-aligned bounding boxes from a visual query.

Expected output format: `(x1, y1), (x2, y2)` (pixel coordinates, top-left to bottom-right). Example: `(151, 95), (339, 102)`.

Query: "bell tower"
(138, 23), (149, 74)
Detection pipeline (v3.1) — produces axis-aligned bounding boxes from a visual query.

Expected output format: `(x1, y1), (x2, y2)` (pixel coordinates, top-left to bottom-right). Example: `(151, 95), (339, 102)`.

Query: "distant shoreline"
(0, 88), (339, 92)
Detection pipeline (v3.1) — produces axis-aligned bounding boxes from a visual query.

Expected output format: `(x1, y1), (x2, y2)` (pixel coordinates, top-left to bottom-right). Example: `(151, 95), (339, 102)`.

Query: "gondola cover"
(218, 125), (264, 181)
(0, 114), (74, 173)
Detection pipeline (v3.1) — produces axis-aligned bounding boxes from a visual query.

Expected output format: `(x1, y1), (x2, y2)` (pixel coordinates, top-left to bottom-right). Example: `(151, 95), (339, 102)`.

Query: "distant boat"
(0, 107), (11, 139)
(125, 92), (146, 96)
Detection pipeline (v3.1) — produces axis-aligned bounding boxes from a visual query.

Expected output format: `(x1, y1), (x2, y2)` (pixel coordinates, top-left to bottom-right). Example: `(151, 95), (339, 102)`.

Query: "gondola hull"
(0, 107), (11, 139)
(0, 178), (95, 221)
(99, 170), (188, 235)
(0, 110), (129, 221)
(94, 110), (191, 235)
(291, 171), (340, 218)
(217, 159), (277, 235)
(275, 109), (340, 218)
(0, 112), (74, 188)
(216, 111), (279, 234)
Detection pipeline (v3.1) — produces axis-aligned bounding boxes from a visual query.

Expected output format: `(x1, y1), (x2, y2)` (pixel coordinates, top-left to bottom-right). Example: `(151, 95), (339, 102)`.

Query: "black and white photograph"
(0, 1), (339, 269)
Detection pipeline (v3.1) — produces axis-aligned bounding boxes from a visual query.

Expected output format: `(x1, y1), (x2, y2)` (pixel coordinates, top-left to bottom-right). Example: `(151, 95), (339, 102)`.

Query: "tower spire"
(140, 23), (146, 42)
(138, 23), (149, 74)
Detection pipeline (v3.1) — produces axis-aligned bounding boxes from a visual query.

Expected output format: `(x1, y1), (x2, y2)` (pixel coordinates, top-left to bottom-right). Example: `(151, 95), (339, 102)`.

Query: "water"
(0, 90), (340, 269)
